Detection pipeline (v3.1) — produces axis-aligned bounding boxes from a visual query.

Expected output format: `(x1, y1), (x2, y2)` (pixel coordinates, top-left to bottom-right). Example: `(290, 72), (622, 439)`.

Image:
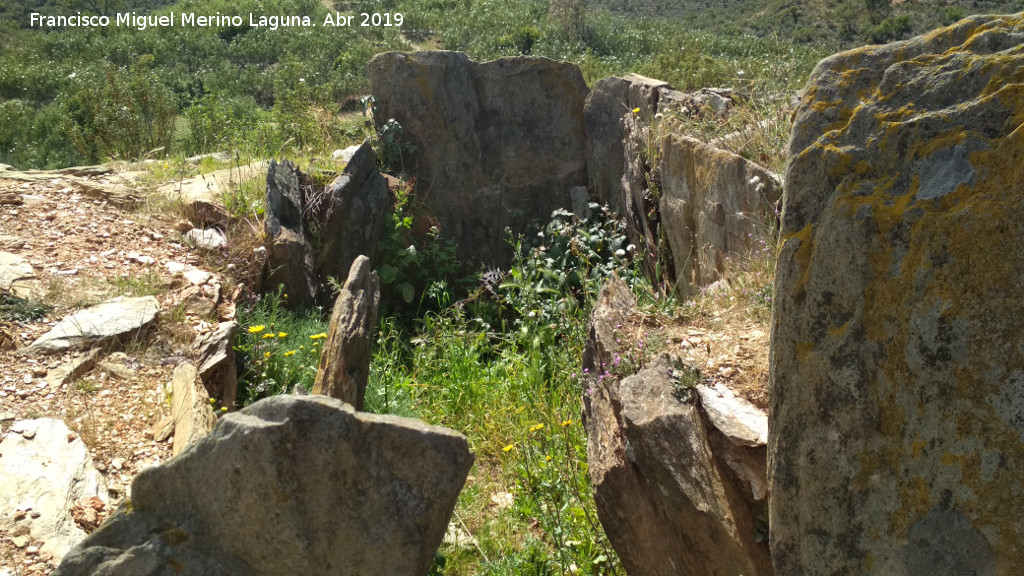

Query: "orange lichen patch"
(888, 475), (933, 536)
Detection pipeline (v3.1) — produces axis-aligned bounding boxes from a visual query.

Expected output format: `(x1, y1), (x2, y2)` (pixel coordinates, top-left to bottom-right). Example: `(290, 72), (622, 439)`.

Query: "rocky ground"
(0, 166), (236, 575)
(0, 162), (770, 575)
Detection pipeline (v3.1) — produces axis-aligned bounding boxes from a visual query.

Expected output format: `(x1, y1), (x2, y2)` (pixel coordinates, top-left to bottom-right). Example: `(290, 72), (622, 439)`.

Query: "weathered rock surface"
(583, 277), (771, 576)
(28, 296), (160, 353)
(170, 363), (216, 456)
(0, 419), (107, 561)
(771, 14), (1024, 575)
(312, 255), (380, 409)
(659, 135), (781, 297)
(368, 51), (589, 264)
(54, 395), (474, 576)
(584, 74), (669, 210)
(263, 159), (316, 309)
(195, 321), (239, 411)
(0, 251), (39, 299)
(317, 142), (391, 289)
(158, 161), (268, 226)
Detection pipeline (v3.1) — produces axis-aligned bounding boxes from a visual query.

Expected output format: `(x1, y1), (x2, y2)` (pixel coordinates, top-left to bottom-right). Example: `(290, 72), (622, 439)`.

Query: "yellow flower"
(529, 423), (544, 432)
(545, 455), (552, 462)
(310, 333), (328, 340)
(502, 444), (515, 452)
(561, 419), (573, 428)
(632, 107), (640, 113)
(220, 407), (227, 412)
(278, 332), (287, 338)
(284, 350), (296, 357)
(299, 346), (304, 350)
(263, 351), (271, 358)
(262, 333), (275, 339)
(248, 325), (265, 333)
(209, 398), (216, 404)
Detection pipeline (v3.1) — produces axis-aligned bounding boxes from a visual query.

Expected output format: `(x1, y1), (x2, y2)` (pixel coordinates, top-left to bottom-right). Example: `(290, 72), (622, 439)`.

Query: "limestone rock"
(0, 419), (107, 562)
(54, 395), (474, 576)
(583, 277), (771, 576)
(332, 144), (362, 164)
(0, 251), (39, 299)
(185, 227), (227, 251)
(317, 143), (392, 291)
(28, 296), (159, 353)
(771, 14), (1024, 575)
(195, 321), (239, 411)
(170, 363), (215, 457)
(312, 255), (380, 409)
(264, 159), (316, 309)
(659, 135), (781, 297)
(368, 51), (588, 265)
(158, 161), (268, 226)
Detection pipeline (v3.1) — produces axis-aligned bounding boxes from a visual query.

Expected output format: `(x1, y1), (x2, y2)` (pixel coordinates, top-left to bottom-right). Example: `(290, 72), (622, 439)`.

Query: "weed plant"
(235, 288), (328, 405)
(365, 206), (637, 574)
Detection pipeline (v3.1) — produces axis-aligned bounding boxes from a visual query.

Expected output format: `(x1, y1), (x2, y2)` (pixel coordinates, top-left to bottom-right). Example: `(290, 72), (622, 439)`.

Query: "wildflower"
(278, 332), (287, 338)
(529, 423), (544, 432)
(502, 444), (515, 452)
(209, 398), (216, 404)
(263, 351), (271, 358)
(546, 455), (552, 462)
(248, 325), (265, 333)
(284, 350), (296, 357)
(310, 333), (328, 340)
(263, 333), (275, 339)
(220, 407), (227, 412)
(632, 107), (640, 113)
(561, 419), (573, 427)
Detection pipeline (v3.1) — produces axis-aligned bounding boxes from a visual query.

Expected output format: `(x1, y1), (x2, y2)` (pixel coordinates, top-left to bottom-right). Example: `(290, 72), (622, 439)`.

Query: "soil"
(0, 167), (233, 576)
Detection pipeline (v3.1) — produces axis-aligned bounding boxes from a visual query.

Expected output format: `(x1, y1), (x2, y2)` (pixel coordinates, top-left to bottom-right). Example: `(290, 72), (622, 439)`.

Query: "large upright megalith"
(368, 51), (589, 265)
(770, 14), (1024, 575)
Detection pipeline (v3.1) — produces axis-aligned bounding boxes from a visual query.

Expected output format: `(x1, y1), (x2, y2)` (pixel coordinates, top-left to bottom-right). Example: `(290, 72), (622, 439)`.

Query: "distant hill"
(588, 0), (1024, 46)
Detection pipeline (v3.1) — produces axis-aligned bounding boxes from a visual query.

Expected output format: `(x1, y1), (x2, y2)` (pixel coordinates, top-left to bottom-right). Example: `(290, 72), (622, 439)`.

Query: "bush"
(63, 57), (177, 162)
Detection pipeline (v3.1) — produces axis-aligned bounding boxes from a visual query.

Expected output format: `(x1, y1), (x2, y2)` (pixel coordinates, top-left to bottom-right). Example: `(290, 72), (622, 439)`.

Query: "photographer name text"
(29, 12), (403, 30)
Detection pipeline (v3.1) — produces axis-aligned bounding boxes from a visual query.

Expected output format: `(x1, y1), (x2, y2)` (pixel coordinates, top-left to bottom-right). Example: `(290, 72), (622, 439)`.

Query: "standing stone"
(317, 142), (392, 292)
(312, 255), (380, 410)
(368, 51), (589, 265)
(264, 159), (316, 309)
(28, 296), (160, 353)
(0, 419), (107, 562)
(659, 135), (781, 297)
(584, 74), (670, 210)
(195, 321), (239, 411)
(771, 14), (1024, 576)
(170, 363), (216, 457)
(583, 277), (772, 575)
(54, 395), (474, 576)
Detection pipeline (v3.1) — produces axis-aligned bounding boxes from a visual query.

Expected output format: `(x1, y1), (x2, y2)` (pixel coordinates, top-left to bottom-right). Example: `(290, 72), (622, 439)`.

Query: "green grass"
(235, 288), (329, 405)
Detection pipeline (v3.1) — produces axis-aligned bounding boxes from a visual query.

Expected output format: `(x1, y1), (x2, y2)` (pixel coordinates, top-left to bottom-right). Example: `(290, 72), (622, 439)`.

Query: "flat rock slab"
(0, 419), (107, 562)
(28, 296), (160, 353)
(55, 395), (474, 576)
(0, 251), (39, 299)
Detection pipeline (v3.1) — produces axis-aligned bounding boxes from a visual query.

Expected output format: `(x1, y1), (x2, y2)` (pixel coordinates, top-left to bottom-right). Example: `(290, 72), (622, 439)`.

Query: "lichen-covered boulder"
(770, 14), (1024, 575)
(368, 51), (589, 265)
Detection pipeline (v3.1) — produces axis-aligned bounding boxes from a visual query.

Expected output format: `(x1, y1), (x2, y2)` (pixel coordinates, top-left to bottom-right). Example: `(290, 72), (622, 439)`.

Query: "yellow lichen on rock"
(771, 11), (1024, 576)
